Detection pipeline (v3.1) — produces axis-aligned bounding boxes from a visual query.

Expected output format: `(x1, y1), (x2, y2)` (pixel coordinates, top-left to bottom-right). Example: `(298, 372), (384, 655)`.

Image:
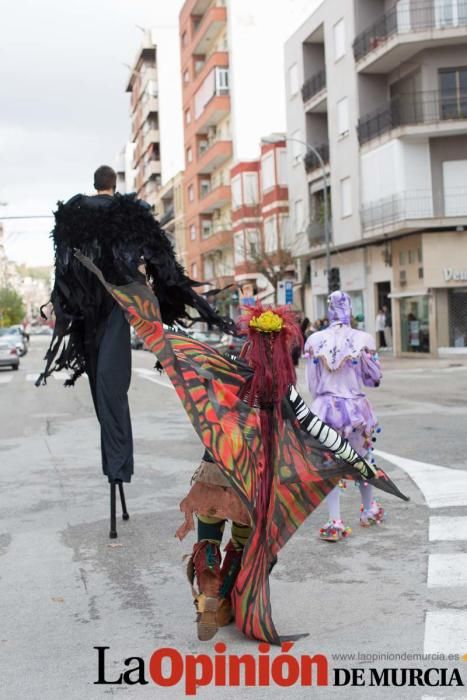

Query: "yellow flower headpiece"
(249, 310), (284, 333)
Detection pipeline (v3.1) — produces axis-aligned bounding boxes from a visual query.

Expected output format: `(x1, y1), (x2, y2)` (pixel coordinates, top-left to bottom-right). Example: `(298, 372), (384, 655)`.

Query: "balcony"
(144, 160), (161, 180)
(301, 68), (327, 112)
(159, 206), (175, 228)
(194, 93), (230, 133)
(142, 96), (158, 119)
(197, 139), (232, 173)
(353, 0), (467, 74)
(361, 187), (467, 234)
(304, 143), (330, 174)
(200, 227), (232, 255)
(358, 89), (467, 145)
(192, 5), (227, 55)
(144, 128), (160, 151)
(198, 184), (231, 213)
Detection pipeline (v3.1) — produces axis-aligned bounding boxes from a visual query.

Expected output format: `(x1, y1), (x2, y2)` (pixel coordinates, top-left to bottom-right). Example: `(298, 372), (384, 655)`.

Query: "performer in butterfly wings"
(37, 166), (234, 538)
(73, 251), (409, 643)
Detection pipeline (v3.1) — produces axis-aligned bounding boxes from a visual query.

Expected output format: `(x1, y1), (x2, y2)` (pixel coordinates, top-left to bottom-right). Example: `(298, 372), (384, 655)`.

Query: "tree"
(0, 288), (25, 326)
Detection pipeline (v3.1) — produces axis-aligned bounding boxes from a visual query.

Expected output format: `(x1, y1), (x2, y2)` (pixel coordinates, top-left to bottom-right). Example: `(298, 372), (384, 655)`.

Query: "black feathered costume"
(38, 192), (234, 487)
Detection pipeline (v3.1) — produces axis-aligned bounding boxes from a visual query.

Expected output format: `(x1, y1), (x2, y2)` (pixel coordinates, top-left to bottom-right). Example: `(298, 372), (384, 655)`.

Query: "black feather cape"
(37, 193), (234, 386)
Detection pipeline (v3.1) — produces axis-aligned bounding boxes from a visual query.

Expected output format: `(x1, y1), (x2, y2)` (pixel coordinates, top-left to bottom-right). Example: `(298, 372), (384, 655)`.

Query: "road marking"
(427, 553), (467, 588)
(375, 449), (467, 508)
(424, 611), (467, 655)
(0, 374), (13, 384)
(25, 372), (70, 383)
(134, 368), (175, 391)
(430, 516), (467, 542)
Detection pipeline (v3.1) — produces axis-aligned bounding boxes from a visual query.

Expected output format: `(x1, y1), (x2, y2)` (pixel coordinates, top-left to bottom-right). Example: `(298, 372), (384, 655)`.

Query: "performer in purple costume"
(304, 291), (384, 541)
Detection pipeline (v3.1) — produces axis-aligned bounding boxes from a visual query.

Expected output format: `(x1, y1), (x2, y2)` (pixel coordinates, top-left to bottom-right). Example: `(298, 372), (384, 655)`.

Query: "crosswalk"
(0, 367), (175, 390)
(376, 449), (467, 658)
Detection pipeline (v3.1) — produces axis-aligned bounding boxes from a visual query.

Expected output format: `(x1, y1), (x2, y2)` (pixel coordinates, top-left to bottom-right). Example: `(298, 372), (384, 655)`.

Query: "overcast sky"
(0, 0), (319, 267)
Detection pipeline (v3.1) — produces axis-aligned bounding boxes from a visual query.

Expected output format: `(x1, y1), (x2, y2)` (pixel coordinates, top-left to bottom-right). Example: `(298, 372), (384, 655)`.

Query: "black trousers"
(86, 305), (134, 483)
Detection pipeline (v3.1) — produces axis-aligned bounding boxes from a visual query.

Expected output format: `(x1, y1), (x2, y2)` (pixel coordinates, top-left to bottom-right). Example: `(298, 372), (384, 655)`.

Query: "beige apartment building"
(126, 31), (161, 209)
(285, 0), (467, 355)
(154, 171), (187, 270)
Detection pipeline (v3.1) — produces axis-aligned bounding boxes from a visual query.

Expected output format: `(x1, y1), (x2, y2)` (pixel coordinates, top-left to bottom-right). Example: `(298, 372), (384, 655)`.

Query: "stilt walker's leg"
(109, 483), (117, 539)
(118, 482), (129, 520)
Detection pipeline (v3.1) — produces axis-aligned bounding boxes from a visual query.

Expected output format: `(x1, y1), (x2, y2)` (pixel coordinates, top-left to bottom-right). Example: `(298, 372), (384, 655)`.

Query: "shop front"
(391, 231), (467, 356)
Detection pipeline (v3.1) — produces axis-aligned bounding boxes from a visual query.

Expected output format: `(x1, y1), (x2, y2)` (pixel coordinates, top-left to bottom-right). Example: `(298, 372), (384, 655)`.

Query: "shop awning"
(388, 289), (429, 299)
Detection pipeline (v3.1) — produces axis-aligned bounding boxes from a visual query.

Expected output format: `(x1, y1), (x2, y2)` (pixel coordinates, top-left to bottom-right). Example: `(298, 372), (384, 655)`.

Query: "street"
(1, 336), (466, 700)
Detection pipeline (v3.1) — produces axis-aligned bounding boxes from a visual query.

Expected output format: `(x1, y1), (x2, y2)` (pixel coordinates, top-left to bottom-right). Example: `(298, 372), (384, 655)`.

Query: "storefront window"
(400, 296), (430, 353)
(448, 288), (467, 347)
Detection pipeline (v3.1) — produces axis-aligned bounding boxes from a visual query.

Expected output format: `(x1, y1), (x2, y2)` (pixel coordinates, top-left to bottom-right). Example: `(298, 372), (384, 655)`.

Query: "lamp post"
(263, 135), (331, 291)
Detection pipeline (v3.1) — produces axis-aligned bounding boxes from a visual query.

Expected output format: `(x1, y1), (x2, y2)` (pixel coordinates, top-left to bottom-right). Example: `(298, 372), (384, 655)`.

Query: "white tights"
(326, 482), (374, 522)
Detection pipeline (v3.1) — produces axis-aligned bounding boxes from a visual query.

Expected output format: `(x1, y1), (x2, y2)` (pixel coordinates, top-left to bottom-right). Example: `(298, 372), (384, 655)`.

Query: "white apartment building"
(285, 0), (467, 356)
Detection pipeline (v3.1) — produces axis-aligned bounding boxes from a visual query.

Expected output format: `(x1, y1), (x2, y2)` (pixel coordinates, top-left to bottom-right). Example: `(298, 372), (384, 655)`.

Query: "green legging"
(197, 514), (252, 550)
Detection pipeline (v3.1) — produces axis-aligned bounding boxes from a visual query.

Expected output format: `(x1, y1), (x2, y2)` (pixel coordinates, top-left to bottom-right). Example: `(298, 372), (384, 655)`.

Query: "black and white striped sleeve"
(286, 386), (377, 479)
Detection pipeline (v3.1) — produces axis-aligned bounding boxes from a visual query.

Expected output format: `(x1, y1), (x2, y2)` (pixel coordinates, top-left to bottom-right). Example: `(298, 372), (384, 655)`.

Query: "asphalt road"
(0, 337), (466, 700)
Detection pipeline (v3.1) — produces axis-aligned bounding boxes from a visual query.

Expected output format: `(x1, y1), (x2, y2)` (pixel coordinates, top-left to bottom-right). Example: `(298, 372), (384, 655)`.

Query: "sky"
(0, 0), (320, 267)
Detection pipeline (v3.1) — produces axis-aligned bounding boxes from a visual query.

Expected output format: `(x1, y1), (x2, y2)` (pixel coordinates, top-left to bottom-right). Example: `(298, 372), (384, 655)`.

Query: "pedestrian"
(383, 304), (392, 349)
(375, 307), (387, 349)
(305, 290), (384, 541)
(74, 257), (409, 642)
(37, 165), (233, 538)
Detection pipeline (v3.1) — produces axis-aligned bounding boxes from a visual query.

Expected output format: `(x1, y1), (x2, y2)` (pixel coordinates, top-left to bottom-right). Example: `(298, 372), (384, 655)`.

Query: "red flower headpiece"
(238, 302), (301, 406)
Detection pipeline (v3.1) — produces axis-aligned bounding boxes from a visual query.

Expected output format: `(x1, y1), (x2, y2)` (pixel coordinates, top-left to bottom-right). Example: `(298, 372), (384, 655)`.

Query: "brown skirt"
(176, 460), (251, 540)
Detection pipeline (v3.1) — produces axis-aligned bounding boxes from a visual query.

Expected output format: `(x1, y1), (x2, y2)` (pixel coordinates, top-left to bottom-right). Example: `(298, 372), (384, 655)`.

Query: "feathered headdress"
(237, 302), (301, 407)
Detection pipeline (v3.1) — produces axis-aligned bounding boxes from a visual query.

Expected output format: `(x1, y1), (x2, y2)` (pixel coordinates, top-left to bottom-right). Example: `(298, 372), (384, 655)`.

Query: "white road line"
(134, 368), (175, 391)
(25, 372), (69, 383)
(424, 611), (467, 655)
(375, 450), (467, 508)
(427, 553), (467, 588)
(430, 516), (467, 542)
(0, 374), (13, 384)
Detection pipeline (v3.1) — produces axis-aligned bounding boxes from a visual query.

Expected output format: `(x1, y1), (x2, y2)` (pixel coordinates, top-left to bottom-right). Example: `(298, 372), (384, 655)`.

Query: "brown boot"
(217, 540), (243, 627)
(188, 541), (222, 641)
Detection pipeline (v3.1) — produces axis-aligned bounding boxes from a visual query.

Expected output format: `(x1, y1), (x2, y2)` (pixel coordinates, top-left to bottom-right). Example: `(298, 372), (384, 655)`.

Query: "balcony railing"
(304, 143), (330, 173)
(301, 68), (326, 103)
(159, 206), (175, 227)
(358, 89), (467, 144)
(361, 187), (467, 230)
(354, 0), (467, 62)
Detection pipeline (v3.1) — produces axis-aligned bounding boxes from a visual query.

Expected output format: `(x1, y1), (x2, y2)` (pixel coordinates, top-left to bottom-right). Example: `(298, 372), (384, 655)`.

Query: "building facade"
(126, 31), (161, 209)
(285, 0), (467, 355)
(154, 171), (187, 270)
(231, 136), (292, 304)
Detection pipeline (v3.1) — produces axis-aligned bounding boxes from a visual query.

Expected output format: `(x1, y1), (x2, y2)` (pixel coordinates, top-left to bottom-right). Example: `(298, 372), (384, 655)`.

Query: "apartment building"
(179, 0), (308, 299)
(126, 31), (161, 209)
(231, 136), (291, 303)
(154, 172), (187, 270)
(115, 142), (136, 195)
(285, 0), (467, 355)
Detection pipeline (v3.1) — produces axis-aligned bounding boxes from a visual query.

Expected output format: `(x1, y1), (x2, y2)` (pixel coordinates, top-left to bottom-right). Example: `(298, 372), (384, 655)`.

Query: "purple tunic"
(304, 323), (381, 457)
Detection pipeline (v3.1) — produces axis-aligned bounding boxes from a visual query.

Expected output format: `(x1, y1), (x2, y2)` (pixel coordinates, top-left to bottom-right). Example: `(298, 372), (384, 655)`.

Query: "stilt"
(109, 483), (117, 539)
(118, 482), (129, 520)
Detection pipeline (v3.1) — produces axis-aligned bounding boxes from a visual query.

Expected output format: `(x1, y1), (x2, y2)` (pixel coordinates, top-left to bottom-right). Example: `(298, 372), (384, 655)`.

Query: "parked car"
(0, 337), (19, 370)
(9, 325), (29, 353)
(130, 327), (144, 350)
(0, 327), (27, 357)
(187, 328), (223, 347)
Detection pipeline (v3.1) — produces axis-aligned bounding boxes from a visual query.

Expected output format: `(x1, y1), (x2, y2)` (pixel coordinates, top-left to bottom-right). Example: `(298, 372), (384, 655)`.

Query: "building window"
(200, 179), (211, 197)
(243, 172), (259, 205)
(278, 214), (290, 248)
(231, 175), (242, 209)
(246, 229), (260, 260)
(340, 177), (352, 217)
(185, 109), (191, 125)
(334, 18), (346, 61)
(277, 149), (288, 186)
(190, 224), (196, 240)
(234, 232), (245, 264)
(408, 250), (414, 264)
(337, 97), (350, 136)
(188, 185), (194, 202)
(186, 147), (193, 164)
(294, 199), (304, 233)
(262, 152), (275, 191)
(439, 67), (467, 118)
(264, 217), (278, 253)
(443, 159), (467, 215)
(191, 262), (197, 278)
(399, 250), (406, 265)
(288, 63), (299, 96)
(400, 295), (430, 353)
(202, 220), (212, 238)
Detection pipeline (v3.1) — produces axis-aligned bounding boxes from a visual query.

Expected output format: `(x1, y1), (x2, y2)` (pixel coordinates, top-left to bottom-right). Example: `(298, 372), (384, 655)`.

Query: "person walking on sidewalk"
(375, 308), (387, 350)
(305, 290), (384, 541)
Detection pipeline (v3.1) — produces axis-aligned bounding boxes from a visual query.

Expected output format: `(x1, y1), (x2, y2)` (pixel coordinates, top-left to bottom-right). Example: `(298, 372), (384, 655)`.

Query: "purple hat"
(327, 290), (352, 325)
